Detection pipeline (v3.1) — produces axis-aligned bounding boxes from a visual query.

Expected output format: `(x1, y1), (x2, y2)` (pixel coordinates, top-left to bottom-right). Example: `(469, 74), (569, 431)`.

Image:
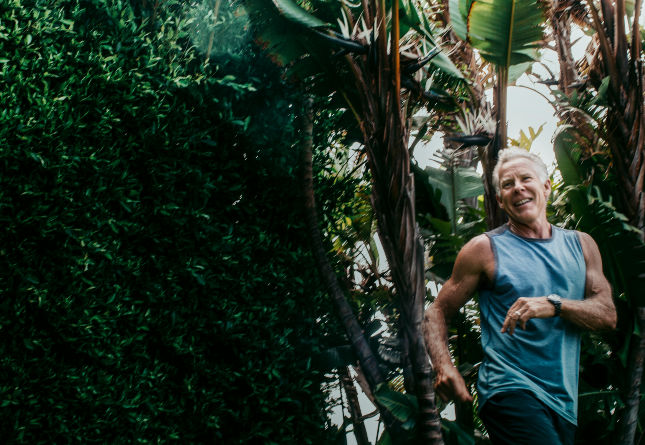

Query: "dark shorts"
(479, 390), (576, 445)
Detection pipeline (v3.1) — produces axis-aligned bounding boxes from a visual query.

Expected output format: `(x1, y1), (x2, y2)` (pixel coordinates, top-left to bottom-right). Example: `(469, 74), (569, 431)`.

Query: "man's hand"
(434, 364), (473, 403)
(501, 296), (556, 335)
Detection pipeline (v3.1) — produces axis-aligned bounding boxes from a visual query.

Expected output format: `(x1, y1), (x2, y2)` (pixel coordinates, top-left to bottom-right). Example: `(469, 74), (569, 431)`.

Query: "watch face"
(547, 294), (562, 316)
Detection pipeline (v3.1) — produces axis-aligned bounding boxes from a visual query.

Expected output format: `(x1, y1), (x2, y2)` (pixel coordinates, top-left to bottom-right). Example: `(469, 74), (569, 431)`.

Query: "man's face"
(496, 158), (550, 225)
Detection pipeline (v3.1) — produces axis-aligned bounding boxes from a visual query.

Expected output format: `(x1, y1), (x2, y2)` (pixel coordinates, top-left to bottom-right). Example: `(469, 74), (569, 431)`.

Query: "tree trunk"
(341, 2), (444, 442)
(341, 366), (371, 445)
(301, 96), (406, 442)
(586, 0), (645, 234)
(618, 307), (645, 445)
(479, 67), (509, 230)
(551, 1), (579, 96)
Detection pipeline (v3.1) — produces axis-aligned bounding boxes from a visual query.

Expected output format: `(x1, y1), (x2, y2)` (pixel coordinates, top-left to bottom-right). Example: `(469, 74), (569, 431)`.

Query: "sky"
(413, 25), (596, 174)
(414, 72), (561, 173)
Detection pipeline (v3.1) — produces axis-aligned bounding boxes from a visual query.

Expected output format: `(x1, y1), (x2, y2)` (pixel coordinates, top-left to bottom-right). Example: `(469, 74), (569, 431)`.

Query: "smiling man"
(423, 147), (617, 444)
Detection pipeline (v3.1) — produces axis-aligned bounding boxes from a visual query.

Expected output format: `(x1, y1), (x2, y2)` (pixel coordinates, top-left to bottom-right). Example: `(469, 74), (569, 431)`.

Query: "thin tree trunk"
(479, 67), (509, 230)
(301, 96), (406, 442)
(341, 366), (371, 445)
(551, 1), (579, 96)
(345, 3), (444, 442)
(618, 307), (645, 445)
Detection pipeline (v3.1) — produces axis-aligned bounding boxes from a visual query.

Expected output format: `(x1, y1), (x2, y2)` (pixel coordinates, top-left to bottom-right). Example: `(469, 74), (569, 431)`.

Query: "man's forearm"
(561, 296), (616, 331)
(423, 305), (453, 371)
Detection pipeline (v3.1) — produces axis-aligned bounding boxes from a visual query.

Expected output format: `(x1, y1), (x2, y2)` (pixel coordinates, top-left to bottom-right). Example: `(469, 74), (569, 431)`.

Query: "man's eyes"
(502, 176), (532, 187)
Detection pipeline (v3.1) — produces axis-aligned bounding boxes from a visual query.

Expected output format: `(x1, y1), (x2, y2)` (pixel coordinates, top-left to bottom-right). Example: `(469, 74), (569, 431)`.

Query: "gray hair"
(492, 147), (549, 196)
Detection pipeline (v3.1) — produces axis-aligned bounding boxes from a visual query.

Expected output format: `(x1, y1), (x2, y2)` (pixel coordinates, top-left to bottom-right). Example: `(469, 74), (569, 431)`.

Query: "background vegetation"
(1, 0), (643, 444)
(0, 0), (341, 442)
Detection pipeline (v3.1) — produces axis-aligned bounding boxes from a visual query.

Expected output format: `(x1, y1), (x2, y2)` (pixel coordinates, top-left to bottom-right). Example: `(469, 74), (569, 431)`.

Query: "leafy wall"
(0, 0), (334, 442)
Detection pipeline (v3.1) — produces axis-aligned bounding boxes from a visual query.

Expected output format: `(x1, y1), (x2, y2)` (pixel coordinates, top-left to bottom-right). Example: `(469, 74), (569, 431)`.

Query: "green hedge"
(0, 1), (333, 442)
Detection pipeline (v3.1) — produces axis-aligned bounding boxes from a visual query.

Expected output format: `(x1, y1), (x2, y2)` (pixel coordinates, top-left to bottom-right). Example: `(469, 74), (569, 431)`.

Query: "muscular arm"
(561, 232), (616, 330)
(423, 235), (493, 402)
(502, 231), (617, 334)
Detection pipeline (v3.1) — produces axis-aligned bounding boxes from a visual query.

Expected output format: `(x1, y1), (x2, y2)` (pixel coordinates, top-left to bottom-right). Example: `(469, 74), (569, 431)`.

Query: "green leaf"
(591, 76), (610, 106)
(466, 0), (545, 68)
(448, 0), (470, 41)
(553, 126), (582, 186)
(442, 419), (475, 445)
(374, 384), (418, 426)
(431, 51), (466, 80)
(423, 165), (484, 224)
(271, 0), (329, 29)
(508, 60), (533, 83)
(376, 430), (392, 445)
(399, 0), (422, 36)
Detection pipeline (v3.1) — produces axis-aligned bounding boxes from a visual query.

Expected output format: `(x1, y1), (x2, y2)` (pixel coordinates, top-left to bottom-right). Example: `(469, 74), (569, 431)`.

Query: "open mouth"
(514, 198), (532, 207)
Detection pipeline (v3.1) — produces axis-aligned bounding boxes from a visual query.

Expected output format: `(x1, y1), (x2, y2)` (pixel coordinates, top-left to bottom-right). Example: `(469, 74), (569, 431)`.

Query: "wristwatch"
(547, 294), (562, 317)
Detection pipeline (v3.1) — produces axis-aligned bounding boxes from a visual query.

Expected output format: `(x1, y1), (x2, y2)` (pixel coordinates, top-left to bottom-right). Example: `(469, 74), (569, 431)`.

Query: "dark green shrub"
(0, 1), (334, 442)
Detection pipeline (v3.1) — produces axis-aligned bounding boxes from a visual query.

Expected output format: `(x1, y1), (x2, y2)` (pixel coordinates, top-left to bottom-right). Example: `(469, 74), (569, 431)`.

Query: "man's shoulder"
(455, 234), (495, 283)
(461, 233), (494, 260)
(553, 225), (589, 246)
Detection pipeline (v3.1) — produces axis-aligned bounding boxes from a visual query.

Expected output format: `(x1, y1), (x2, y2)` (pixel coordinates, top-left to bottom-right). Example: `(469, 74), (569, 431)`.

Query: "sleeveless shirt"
(477, 224), (586, 425)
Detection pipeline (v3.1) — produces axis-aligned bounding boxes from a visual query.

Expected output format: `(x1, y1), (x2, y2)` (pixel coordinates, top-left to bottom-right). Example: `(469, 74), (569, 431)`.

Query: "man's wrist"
(546, 294), (562, 317)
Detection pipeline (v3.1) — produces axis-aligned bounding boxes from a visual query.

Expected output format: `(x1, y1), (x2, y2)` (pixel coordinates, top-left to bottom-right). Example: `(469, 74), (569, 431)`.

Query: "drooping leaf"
(422, 165), (484, 223)
(553, 126), (583, 185)
(271, 0), (330, 29)
(508, 60), (533, 83)
(374, 384), (418, 426)
(448, 0), (470, 41)
(457, 0), (545, 68)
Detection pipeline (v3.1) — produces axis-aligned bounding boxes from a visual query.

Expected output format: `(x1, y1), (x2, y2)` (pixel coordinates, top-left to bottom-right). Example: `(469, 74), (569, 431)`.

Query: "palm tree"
(245, 0), (468, 442)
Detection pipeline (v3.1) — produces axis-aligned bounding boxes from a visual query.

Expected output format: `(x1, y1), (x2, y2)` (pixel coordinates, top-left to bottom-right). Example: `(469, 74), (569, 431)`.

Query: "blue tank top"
(478, 224), (586, 425)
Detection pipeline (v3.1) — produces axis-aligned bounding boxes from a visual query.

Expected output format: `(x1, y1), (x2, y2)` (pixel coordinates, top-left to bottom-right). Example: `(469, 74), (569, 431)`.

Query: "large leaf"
(243, 0), (314, 65)
(553, 126), (583, 186)
(271, 0), (329, 29)
(442, 419), (476, 445)
(454, 0), (545, 68)
(448, 0), (471, 41)
(374, 384), (418, 427)
(422, 165), (484, 224)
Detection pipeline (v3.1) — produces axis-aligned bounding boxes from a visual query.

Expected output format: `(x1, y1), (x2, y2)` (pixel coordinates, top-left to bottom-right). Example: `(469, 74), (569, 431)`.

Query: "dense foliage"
(0, 0), (335, 442)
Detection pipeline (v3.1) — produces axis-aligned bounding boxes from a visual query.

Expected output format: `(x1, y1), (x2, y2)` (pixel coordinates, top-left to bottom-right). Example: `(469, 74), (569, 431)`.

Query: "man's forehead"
(499, 159), (539, 176)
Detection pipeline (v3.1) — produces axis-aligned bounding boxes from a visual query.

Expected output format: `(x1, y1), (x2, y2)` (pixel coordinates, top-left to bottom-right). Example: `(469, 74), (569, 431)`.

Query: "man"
(423, 148), (617, 445)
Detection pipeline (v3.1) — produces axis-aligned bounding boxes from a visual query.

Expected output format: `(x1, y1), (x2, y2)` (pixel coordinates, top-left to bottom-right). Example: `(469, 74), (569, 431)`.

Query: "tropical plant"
(553, 129), (645, 444)
(545, 2), (644, 442)
(244, 0), (473, 442)
(448, 0), (547, 228)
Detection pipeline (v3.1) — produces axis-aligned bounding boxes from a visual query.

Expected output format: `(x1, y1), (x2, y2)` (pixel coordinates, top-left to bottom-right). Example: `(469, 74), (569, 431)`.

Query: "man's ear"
(496, 193), (504, 210)
(543, 179), (551, 198)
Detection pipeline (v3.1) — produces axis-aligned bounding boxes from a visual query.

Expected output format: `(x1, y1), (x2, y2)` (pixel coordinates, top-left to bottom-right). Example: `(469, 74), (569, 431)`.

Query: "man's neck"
(507, 219), (552, 239)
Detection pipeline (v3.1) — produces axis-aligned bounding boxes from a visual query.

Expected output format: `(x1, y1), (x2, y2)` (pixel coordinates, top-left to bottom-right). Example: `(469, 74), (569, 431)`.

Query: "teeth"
(515, 199), (531, 206)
